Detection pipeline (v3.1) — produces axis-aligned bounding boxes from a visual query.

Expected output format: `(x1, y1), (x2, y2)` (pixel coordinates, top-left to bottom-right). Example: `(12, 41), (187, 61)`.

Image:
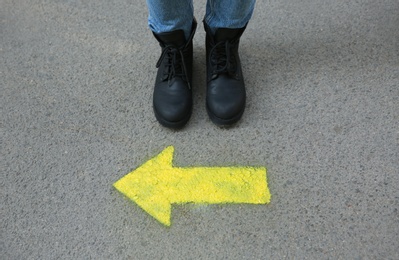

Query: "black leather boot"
(204, 22), (246, 126)
(152, 21), (197, 129)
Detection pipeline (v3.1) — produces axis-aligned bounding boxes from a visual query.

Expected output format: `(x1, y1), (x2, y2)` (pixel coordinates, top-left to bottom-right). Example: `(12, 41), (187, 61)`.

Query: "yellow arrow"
(113, 146), (271, 226)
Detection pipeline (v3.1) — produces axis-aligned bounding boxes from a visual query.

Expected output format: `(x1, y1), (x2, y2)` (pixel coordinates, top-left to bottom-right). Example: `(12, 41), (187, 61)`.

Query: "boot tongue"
(214, 28), (242, 42)
(157, 30), (186, 48)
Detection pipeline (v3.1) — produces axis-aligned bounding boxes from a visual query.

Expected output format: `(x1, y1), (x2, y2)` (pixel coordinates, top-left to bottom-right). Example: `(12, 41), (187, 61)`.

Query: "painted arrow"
(113, 146), (271, 226)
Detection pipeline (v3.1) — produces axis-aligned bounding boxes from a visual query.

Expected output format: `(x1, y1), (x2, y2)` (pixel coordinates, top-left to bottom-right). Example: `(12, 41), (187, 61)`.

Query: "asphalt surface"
(1, 0), (398, 259)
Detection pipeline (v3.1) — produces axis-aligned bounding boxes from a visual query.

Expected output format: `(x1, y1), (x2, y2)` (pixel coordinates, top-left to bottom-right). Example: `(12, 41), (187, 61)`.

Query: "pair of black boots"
(153, 20), (246, 129)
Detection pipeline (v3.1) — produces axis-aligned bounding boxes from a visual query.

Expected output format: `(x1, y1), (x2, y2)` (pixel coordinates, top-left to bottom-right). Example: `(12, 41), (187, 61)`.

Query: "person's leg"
(205, 0), (256, 31)
(146, 0), (196, 128)
(203, 0), (256, 126)
(147, 0), (194, 40)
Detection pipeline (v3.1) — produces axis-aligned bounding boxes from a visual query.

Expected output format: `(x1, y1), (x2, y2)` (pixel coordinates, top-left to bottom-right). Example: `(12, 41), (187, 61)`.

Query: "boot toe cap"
(206, 75), (246, 124)
(153, 80), (192, 128)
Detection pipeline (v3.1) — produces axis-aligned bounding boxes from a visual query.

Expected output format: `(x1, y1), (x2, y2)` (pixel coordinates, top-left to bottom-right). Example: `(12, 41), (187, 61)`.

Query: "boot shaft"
(204, 22), (246, 81)
(153, 21), (197, 86)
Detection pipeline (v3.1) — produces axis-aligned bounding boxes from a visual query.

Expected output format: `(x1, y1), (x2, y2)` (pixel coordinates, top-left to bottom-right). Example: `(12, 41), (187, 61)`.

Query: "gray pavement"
(1, 0), (398, 259)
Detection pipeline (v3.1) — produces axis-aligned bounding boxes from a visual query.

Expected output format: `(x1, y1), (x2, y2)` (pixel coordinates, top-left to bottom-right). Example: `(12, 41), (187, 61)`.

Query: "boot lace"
(209, 40), (237, 80)
(156, 45), (190, 88)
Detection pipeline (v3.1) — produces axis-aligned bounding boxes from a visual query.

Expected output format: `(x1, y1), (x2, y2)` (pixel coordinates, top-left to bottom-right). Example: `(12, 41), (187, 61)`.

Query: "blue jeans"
(146, 0), (256, 39)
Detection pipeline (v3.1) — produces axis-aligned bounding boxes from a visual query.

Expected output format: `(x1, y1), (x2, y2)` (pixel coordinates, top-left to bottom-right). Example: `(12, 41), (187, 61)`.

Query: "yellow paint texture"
(113, 146), (271, 226)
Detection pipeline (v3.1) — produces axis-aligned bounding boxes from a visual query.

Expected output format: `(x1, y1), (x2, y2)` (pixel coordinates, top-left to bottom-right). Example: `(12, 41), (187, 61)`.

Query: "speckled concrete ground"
(1, 0), (398, 259)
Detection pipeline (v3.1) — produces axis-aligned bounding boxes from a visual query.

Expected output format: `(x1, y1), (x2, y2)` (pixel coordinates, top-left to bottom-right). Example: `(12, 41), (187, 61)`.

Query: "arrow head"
(113, 146), (175, 226)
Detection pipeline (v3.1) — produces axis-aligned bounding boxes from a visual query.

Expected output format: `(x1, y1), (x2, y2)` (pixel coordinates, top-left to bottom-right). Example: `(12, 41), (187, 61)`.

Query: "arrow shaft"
(165, 167), (269, 204)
